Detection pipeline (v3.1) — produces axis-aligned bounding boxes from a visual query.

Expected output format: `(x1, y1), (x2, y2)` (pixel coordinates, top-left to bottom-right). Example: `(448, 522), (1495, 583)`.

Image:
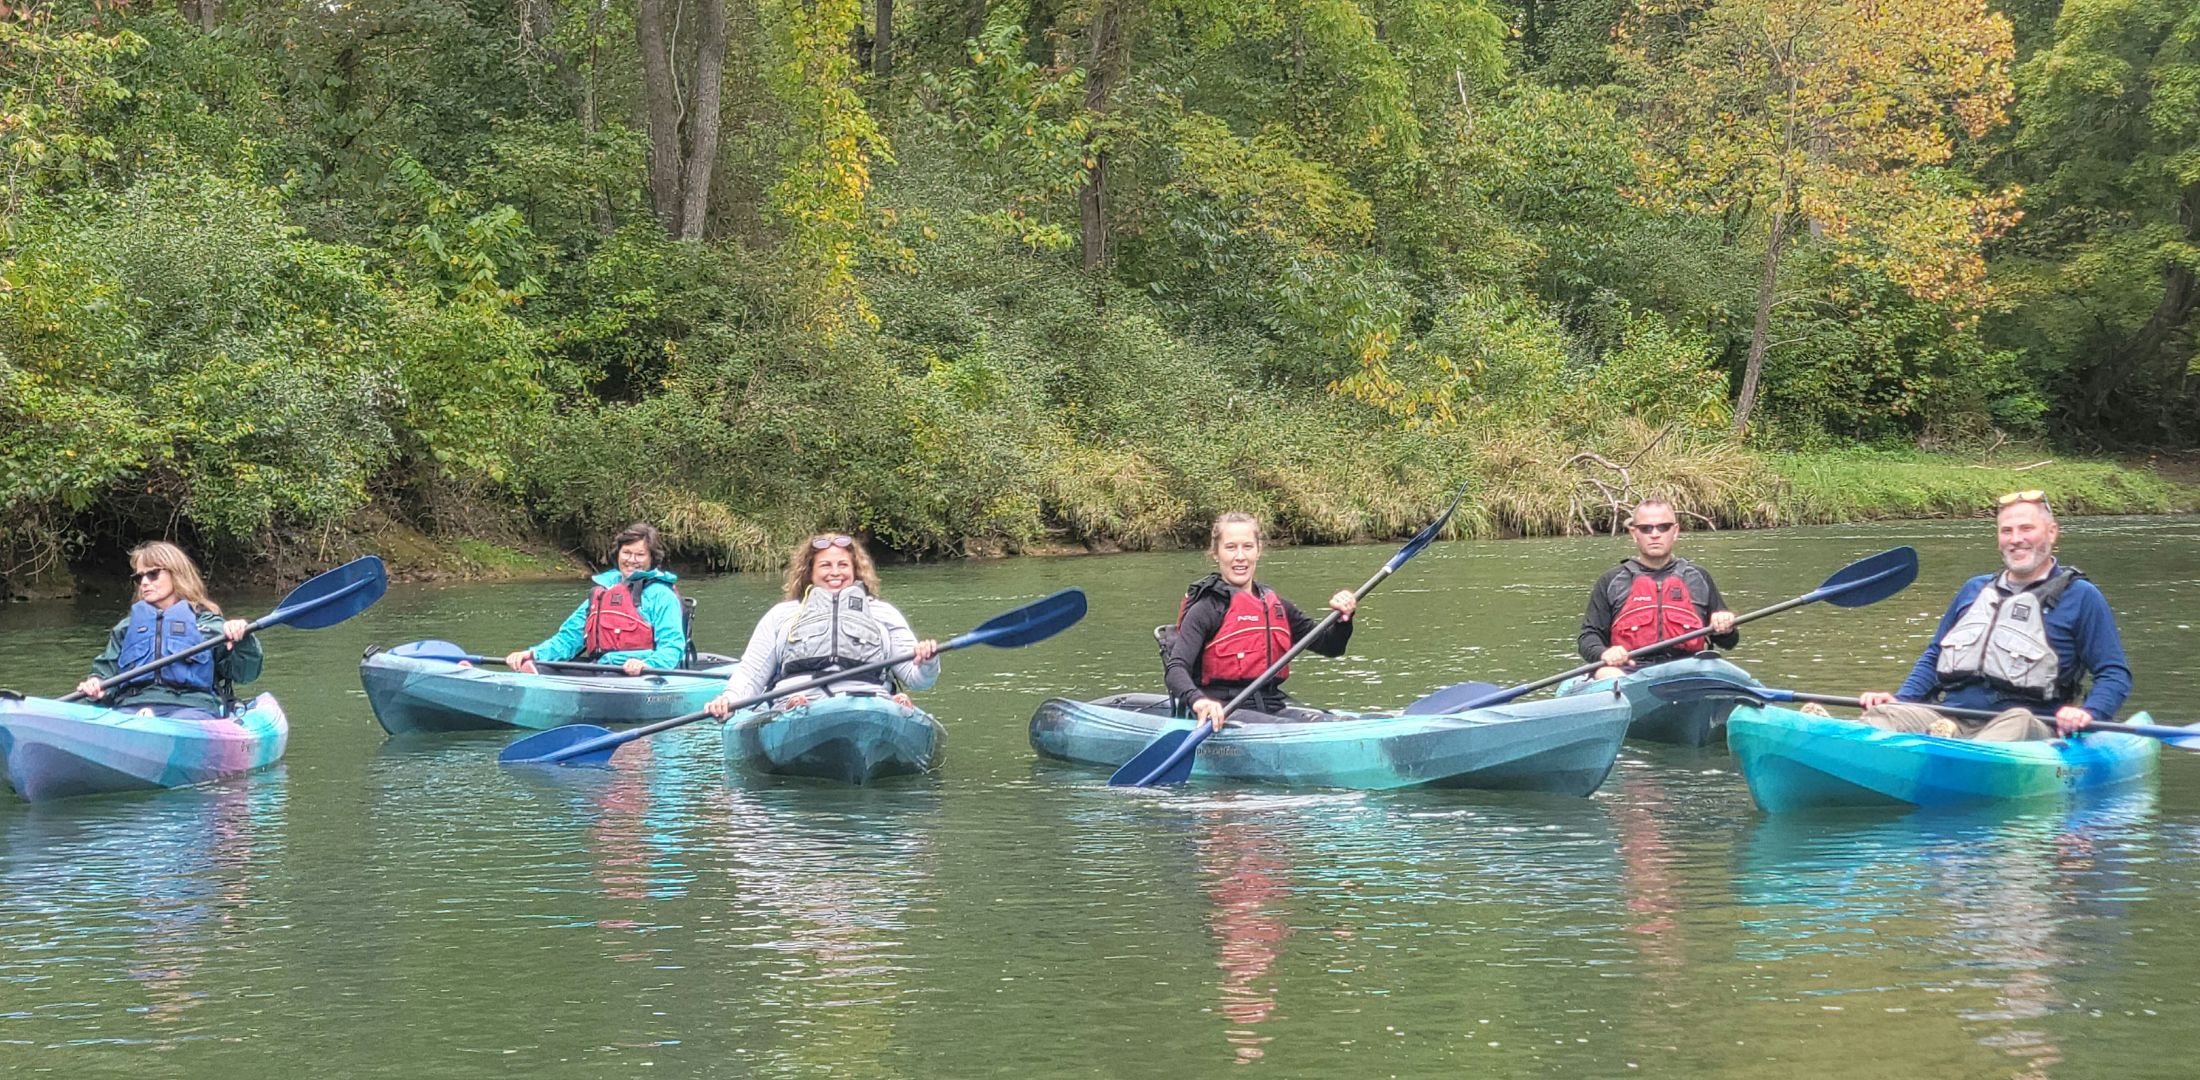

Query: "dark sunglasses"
(129, 568), (167, 584)
(810, 535), (855, 550)
(1630, 522), (1677, 535)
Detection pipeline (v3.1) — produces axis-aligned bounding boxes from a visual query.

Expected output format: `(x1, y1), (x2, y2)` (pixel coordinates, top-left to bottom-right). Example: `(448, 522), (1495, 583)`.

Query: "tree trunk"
(637, 0), (729, 240)
(874, 0), (893, 78)
(636, 0), (685, 237)
(1731, 205), (1790, 436)
(678, 0), (728, 240)
(1078, 0), (1125, 272)
(179, 0), (217, 30)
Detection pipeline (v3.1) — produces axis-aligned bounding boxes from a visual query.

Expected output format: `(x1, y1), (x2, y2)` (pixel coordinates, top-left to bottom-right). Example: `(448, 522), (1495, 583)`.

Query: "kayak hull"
(724, 695), (945, 785)
(1560, 656), (1759, 747)
(360, 647), (730, 735)
(0, 692), (288, 802)
(1729, 704), (2161, 812)
(1029, 691), (1631, 795)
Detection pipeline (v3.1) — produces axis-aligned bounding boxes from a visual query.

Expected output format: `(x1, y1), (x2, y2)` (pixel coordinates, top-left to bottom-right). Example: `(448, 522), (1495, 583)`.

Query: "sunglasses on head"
(1630, 522), (1676, 535)
(1996, 489), (2051, 513)
(810, 535), (855, 550)
(129, 568), (167, 584)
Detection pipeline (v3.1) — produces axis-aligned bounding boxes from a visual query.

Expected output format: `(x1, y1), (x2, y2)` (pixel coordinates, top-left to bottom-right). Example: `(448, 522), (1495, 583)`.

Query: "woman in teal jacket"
(504, 523), (689, 676)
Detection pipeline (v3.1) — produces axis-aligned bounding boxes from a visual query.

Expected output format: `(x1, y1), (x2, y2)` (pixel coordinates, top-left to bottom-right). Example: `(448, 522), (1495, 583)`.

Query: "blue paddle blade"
(947, 588), (1087, 650)
(499, 724), (619, 765)
(1107, 725), (1199, 786)
(264, 555), (389, 630)
(1815, 546), (1917, 608)
(389, 639), (470, 662)
(1401, 681), (1504, 716)
(1383, 481), (1471, 572)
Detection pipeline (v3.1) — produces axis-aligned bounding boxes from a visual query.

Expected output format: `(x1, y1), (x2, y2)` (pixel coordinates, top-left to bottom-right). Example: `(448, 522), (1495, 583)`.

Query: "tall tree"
(637, 0), (728, 239)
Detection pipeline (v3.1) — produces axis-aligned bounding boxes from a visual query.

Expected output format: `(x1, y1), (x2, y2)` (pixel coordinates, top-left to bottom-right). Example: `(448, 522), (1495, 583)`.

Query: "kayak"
(724, 694), (945, 784)
(1029, 691), (1632, 795)
(1558, 656), (1760, 747)
(360, 646), (732, 735)
(1728, 703), (2161, 812)
(0, 691), (288, 802)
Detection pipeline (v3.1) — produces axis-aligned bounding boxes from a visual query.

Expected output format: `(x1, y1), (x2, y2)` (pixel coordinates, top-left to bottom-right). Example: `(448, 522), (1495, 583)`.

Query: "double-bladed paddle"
(1400, 546), (1920, 716)
(1644, 676), (2200, 748)
(387, 639), (728, 679)
(62, 555), (390, 703)
(498, 587), (1089, 767)
(1108, 483), (1472, 789)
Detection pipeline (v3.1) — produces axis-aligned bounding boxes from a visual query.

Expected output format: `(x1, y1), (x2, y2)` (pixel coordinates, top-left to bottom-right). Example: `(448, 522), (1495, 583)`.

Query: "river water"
(2, 518), (2198, 1078)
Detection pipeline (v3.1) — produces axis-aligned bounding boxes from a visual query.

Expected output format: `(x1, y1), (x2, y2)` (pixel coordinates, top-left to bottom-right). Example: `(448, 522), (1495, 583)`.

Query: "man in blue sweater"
(1855, 492), (2132, 741)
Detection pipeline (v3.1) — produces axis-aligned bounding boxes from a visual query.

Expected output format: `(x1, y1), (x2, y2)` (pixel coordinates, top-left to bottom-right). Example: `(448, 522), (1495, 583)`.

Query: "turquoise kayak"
(360, 646), (732, 734)
(1728, 703), (2161, 812)
(1559, 656), (1760, 747)
(1029, 691), (1632, 795)
(0, 691), (288, 802)
(724, 694), (945, 784)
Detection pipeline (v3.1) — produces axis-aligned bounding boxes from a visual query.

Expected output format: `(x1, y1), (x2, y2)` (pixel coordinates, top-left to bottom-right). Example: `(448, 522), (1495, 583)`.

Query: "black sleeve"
(1579, 568), (1621, 662)
(1281, 596), (1353, 657)
(1163, 596), (1224, 705)
(1693, 569), (1741, 650)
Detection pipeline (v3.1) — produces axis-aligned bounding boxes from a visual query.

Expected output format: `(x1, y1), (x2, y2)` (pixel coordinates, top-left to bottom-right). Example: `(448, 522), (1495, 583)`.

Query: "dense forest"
(1, 0), (2194, 589)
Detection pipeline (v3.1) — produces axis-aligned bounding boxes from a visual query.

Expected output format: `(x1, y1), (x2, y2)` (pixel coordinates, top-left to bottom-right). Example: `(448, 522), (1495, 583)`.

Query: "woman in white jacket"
(706, 534), (939, 716)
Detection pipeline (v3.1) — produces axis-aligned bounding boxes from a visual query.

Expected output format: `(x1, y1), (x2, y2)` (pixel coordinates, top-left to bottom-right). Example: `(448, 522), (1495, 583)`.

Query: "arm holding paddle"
(75, 617), (259, 701)
(1194, 591), (1355, 731)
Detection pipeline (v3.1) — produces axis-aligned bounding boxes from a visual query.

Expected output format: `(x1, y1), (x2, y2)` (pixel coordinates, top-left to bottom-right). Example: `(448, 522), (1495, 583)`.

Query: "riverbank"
(9, 446), (2191, 601)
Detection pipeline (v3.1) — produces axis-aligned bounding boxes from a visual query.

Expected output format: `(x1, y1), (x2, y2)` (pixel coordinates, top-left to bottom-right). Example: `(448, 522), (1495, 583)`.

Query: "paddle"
(63, 555), (389, 703)
(1109, 483), (1471, 788)
(387, 639), (727, 679)
(498, 587), (1090, 767)
(1644, 676), (2200, 748)
(1401, 546), (1920, 716)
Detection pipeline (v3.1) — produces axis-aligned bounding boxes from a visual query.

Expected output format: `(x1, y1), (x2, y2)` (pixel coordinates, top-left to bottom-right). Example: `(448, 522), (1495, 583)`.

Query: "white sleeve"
(873, 600), (940, 692)
(722, 603), (795, 703)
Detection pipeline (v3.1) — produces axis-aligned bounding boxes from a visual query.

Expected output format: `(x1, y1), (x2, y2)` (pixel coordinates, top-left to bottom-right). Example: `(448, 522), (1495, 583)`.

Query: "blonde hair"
(128, 540), (221, 614)
(1208, 511), (1264, 556)
(781, 534), (884, 601)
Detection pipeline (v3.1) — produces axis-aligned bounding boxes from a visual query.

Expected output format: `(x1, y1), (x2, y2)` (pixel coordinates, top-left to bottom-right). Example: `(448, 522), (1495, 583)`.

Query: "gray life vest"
(776, 583), (897, 694)
(1934, 567), (2082, 701)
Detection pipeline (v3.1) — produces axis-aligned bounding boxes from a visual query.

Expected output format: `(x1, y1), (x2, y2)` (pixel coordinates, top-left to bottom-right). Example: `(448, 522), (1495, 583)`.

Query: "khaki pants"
(1857, 702), (2054, 742)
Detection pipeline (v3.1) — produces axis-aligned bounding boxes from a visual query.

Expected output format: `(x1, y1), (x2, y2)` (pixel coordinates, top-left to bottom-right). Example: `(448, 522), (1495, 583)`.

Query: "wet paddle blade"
(1401, 681), (1504, 716)
(946, 588), (1088, 650)
(498, 724), (620, 765)
(1383, 481), (1471, 573)
(263, 556), (390, 630)
(389, 639), (472, 662)
(1815, 547), (1917, 609)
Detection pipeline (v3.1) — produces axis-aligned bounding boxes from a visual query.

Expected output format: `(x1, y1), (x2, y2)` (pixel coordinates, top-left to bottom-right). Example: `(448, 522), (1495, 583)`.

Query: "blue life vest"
(115, 601), (217, 693)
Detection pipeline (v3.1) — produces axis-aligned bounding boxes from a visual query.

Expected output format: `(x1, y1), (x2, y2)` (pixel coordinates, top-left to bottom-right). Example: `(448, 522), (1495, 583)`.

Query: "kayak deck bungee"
(360, 646), (734, 735)
(1728, 703), (2161, 813)
(0, 692), (288, 802)
(1031, 691), (1632, 795)
(1559, 656), (1760, 747)
(723, 693), (946, 785)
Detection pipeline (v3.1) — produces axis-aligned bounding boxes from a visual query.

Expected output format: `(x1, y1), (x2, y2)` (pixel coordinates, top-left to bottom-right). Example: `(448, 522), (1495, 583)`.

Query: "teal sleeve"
(634, 587), (688, 670)
(530, 599), (593, 662)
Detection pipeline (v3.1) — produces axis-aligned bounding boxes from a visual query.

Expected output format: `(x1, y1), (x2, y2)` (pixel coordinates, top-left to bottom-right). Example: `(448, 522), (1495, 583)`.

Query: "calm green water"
(3, 518), (2199, 1078)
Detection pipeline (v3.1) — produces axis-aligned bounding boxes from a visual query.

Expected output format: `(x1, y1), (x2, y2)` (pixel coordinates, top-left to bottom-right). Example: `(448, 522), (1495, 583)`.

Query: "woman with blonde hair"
(706, 533), (939, 716)
(75, 541), (262, 720)
(1163, 511), (1356, 731)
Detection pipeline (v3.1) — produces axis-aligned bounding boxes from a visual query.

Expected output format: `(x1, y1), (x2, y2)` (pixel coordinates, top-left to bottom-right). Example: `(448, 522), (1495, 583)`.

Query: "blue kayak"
(1559, 656), (1761, 747)
(723, 694), (945, 785)
(1029, 691), (1632, 795)
(361, 647), (732, 734)
(1729, 704), (2161, 812)
(0, 692), (288, 802)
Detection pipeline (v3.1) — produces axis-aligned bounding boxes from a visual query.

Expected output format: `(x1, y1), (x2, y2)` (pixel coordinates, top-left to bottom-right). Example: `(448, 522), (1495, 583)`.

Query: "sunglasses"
(129, 568), (167, 584)
(810, 535), (855, 550)
(1996, 489), (2051, 513)
(1630, 522), (1677, 535)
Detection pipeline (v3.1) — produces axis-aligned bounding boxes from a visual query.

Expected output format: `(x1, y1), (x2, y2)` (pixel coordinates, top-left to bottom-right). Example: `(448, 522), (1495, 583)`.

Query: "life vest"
(115, 601), (217, 693)
(1935, 567), (2082, 702)
(779, 583), (897, 691)
(580, 578), (674, 659)
(1609, 570), (1708, 653)
(1184, 583), (1294, 685)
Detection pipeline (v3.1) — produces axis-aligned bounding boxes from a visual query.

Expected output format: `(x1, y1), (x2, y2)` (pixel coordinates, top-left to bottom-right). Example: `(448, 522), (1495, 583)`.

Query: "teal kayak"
(1029, 691), (1631, 795)
(360, 646), (732, 734)
(1559, 656), (1760, 747)
(724, 694), (945, 784)
(1728, 703), (2161, 812)
(0, 691), (288, 802)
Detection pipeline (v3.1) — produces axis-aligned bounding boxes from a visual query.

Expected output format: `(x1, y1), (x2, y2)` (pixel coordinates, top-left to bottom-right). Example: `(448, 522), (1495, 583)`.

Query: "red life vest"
(581, 580), (667, 658)
(1184, 585), (1294, 684)
(1610, 572), (1708, 653)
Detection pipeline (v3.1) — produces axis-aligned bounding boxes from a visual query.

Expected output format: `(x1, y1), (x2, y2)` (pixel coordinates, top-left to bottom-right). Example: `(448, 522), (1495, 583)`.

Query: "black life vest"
(1610, 571), (1708, 653)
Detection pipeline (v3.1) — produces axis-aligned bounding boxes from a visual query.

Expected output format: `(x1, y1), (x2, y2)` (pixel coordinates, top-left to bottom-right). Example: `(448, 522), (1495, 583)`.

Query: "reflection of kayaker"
(1201, 823), (1292, 1063)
